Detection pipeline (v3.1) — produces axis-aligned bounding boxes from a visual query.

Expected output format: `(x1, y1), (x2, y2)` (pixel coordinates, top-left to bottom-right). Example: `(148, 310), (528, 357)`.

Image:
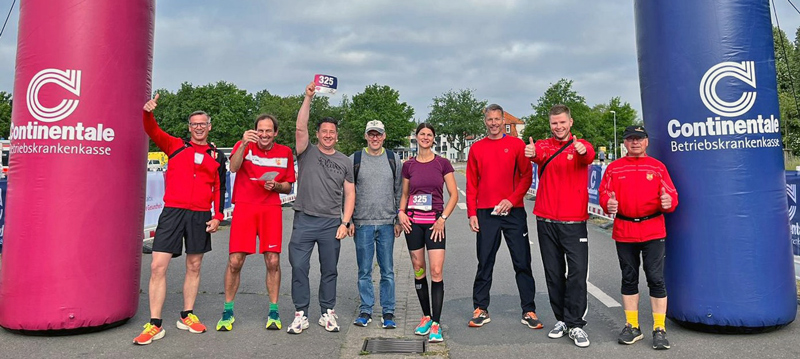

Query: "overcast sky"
(2, 1), (800, 122)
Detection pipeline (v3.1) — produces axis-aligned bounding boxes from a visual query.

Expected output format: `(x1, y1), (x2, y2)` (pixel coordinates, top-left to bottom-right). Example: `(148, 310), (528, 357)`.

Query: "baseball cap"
(365, 120), (385, 134)
(623, 125), (648, 139)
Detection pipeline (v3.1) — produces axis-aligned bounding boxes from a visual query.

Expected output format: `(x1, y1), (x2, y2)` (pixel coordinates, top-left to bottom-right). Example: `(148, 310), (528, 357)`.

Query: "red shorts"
(229, 202), (283, 254)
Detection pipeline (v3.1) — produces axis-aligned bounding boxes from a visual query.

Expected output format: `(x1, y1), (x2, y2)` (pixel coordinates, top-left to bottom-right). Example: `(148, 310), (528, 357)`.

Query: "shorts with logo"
(615, 238), (666, 298)
(404, 210), (446, 251)
(229, 202), (283, 254)
(152, 207), (212, 257)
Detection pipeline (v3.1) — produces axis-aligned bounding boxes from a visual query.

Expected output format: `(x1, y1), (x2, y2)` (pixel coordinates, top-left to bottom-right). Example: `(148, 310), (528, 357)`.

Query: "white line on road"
(457, 203), (467, 210)
(587, 281), (621, 308)
(459, 189), (466, 196)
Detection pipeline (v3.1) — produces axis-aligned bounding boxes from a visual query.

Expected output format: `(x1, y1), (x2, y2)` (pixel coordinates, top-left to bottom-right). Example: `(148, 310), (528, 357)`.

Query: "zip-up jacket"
(143, 111), (223, 220)
(599, 155), (678, 243)
(530, 134), (595, 221)
(466, 135), (532, 217)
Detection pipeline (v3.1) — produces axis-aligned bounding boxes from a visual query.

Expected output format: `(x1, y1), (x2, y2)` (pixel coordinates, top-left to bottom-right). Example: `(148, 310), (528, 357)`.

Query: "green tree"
(521, 79), (593, 142)
(337, 84), (415, 155)
(426, 89), (487, 161)
(0, 91), (11, 139)
(590, 97), (638, 159)
(773, 26), (800, 155)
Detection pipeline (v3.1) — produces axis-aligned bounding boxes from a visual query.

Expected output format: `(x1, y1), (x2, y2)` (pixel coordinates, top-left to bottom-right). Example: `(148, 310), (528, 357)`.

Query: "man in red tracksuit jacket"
(466, 104), (540, 330)
(599, 125), (678, 351)
(525, 104), (595, 348)
(133, 94), (224, 345)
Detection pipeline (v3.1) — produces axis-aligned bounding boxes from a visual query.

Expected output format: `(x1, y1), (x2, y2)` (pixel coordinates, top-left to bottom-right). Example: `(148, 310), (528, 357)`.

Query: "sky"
(2, 0), (800, 122)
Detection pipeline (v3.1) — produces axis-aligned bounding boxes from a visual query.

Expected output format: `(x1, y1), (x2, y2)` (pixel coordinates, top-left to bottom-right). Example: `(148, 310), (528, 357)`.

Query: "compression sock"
(415, 277), (432, 317)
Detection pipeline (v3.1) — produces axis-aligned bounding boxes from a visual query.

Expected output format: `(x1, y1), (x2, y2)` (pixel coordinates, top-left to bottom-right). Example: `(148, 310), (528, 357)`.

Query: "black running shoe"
(618, 324), (643, 345)
(652, 328), (671, 350)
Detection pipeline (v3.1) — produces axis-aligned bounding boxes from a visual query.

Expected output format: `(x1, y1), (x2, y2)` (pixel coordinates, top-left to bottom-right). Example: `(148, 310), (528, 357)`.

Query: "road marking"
(587, 281), (621, 308)
(459, 189), (466, 196)
(457, 203), (467, 210)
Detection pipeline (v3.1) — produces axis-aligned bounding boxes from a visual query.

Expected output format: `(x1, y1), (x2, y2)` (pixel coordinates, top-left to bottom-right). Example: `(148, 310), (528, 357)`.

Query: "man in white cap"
(349, 120), (403, 329)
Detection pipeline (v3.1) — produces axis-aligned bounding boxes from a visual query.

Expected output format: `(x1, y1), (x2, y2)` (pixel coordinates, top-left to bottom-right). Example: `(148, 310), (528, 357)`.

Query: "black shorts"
(405, 222), (446, 251)
(615, 239), (666, 298)
(152, 207), (212, 257)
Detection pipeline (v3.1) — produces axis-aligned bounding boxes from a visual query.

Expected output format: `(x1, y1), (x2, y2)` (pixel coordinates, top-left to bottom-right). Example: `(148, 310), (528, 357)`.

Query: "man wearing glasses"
(134, 94), (224, 345)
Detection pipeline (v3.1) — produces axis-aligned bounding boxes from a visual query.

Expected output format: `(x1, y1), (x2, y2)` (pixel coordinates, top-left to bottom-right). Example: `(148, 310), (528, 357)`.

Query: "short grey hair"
(188, 110), (211, 123)
(484, 104), (504, 118)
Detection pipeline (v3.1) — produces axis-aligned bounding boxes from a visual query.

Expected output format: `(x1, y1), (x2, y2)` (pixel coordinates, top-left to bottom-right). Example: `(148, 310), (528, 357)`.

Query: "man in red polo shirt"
(216, 114), (296, 332)
(525, 104), (595, 348)
(599, 125), (678, 350)
(134, 94), (223, 345)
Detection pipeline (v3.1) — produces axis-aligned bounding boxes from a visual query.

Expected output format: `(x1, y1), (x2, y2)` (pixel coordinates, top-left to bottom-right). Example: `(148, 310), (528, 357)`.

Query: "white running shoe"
(318, 308), (340, 332)
(548, 321), (568, 339)
(287, 311), (309, 334)
(569, 327), (590, 348)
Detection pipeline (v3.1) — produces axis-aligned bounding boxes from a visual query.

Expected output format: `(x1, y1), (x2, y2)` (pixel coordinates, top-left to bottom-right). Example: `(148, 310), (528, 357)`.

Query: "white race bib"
(408, 194), (432, 211)
(194, 152), (204, 165)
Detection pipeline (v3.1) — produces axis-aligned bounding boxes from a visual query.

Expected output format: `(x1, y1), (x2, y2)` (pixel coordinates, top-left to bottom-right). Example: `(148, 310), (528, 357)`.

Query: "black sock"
(180, 310), (193, 319)
(150, 318), (162, 327)
(431, 280), (444, 323)
(415, 277), (431, 317)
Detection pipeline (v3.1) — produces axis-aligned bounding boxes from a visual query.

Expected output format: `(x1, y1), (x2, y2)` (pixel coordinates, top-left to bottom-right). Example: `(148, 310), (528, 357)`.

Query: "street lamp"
(610, 110), (617, 160)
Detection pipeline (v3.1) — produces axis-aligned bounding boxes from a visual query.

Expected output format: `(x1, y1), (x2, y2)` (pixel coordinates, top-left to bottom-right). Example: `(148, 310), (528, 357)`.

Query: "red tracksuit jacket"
(466, 135), (533, 217)
(530, 134), (595, 221)
(143, 111), (223, 220)
(599, 155), (678, 242)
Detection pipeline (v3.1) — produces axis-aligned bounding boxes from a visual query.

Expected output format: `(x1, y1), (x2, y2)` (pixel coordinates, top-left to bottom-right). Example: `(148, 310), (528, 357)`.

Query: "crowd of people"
(133, 80), (679, 351)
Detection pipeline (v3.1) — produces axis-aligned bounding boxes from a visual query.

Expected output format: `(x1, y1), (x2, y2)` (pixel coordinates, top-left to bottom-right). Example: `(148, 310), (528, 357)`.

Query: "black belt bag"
(615, 212), (663, 222)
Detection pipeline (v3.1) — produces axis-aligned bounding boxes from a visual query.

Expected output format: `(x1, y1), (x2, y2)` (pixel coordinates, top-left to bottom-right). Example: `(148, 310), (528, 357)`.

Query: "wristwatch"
(342, 221), (351, 228)
(440, 214), (448, 221)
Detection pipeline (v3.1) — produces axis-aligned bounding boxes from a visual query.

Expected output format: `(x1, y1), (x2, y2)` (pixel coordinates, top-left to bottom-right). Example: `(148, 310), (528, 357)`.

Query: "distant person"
(349, 120), (402, 329)
(466, 104), (540, 330)
(216, 114), (296, 332)
(599, 125), (678, 350)
(134, 94), (223, 345)
(525, 104), (595, 348)
(287, 82), (355, 334)
(397, 123), (458, 343)
(598, 149), (606, 164)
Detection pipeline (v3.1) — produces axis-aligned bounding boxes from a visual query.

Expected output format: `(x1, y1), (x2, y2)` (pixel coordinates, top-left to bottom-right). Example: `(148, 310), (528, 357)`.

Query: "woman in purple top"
(398, 122), (458, 343)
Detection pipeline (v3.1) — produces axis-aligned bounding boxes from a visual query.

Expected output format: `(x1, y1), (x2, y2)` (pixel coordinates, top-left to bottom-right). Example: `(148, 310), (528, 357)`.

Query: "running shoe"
(468, 308), (491, 327)
(176, 313), (207, 333)
(133, 323), (164, 345)
(381, 313), (396, 329)
(548, 321), (568, 339)
(266, 310), (281, 330)
(415, 316), (433, 335)
(318, 308), (340, 332)
(353, 312), (372, 327)
(618, 323), (643, 345)
(521, 311), (543, 329)
(287, 311), (309, 334)
(428, 322), (443, 343)
(652, 328), (670, 350)
(216, 310), (235, 331)
(569, 327), (590, 348)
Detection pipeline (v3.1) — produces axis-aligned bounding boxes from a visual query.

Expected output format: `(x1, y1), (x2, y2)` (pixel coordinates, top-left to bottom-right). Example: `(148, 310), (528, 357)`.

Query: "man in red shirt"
(134, 94), (223, 345)
(216, 114), (296, 332)
(466, 104), (540, 330)
(599, 125), (678, 350)
(525, 104), (595, 348)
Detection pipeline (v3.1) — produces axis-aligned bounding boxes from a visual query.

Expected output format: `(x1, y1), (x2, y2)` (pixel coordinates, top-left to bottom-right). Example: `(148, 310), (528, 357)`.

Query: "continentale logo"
(9, 68), (115, 156)
(667, 61), (781, 153)
(26, 68), (81, 122)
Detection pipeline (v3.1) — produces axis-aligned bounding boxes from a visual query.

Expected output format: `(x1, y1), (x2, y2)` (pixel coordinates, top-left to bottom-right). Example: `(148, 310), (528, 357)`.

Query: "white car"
(147, 159), (163, 171)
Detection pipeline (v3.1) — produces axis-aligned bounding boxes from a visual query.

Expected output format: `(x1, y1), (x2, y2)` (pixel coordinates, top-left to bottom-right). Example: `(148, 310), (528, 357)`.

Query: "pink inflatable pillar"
(0, 0), (154, 333)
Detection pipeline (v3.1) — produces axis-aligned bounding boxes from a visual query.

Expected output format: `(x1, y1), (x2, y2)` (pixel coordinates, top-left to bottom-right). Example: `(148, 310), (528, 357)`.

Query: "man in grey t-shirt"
(348, 120), (402, 329)
(286, 82), (355, 335)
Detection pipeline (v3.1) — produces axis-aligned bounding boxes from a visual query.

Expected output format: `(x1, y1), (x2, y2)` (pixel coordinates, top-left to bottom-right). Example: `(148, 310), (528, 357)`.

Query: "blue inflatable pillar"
(634, 0), (796, 332)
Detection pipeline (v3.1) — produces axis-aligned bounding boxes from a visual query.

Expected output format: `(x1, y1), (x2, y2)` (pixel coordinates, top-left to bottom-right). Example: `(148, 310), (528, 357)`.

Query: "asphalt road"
(0, 170), (799, 358)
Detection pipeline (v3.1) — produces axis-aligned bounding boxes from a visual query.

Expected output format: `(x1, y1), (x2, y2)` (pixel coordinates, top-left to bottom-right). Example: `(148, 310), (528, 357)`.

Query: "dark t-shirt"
(294, 144), (354, 218)
(401, 155), (454, 213)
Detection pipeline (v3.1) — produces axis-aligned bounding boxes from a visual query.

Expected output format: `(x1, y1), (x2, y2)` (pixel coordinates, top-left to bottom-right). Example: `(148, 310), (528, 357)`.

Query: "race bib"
(408, 194), (432, 211)
(314, 74), (338, 95)
(194, 152), (204, 165)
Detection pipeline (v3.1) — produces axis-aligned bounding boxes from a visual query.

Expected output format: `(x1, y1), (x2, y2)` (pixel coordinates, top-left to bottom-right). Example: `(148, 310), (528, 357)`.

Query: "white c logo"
(699, 61), (756, 118)
(590, 170), (598, 188)
(26, 68), (81, 123)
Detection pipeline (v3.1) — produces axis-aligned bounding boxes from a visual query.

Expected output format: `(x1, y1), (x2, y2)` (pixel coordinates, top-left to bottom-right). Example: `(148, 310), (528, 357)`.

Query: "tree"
(521, 79), (593, 142)
(590, 97), (638, 159)
(338, 84), (415, 155)
(0, 91), (11, 139)
(773, 26), (800, 155)
(426, 89), (487, 161)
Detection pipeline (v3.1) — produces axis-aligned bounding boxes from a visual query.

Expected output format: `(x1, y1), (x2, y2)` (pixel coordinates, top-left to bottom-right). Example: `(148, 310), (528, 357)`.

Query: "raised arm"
(295, 82), (315, 155)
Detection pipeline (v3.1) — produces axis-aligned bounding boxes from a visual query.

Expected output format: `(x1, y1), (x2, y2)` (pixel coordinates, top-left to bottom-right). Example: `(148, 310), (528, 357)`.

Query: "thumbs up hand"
(607, 191), (618, 214)
(660, 187), (672, 210)
(525, 137), (536, 158)
(143, 93), (160, 112)
(572, 135), (587, 155)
